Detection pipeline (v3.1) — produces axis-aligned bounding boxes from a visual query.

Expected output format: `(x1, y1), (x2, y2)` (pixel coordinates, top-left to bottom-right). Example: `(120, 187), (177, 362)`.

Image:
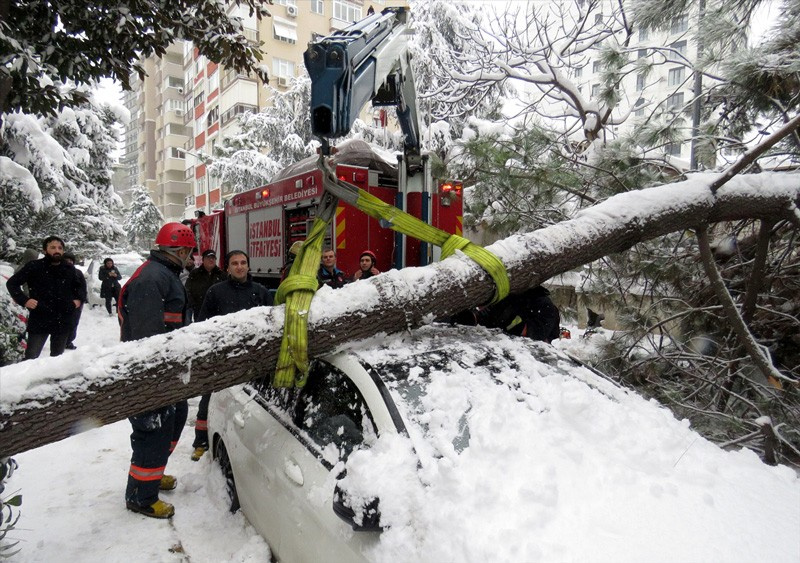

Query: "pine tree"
(123, 185), (163, 251)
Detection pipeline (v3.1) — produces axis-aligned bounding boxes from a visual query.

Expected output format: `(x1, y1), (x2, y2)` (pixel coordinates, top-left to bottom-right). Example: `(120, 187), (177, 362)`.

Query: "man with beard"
(6, 236), (83, 359)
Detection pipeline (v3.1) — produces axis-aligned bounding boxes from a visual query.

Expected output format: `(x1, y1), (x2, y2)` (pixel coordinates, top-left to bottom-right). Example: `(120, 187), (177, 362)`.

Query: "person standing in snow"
(352, 249), (380, 281)
(98, 257), (122, 316)
(62, 251), (87, 350)
(189, 250), (272, 461)
(118, 222), (195, 519)
(6, 236), (83, 359)
(185, 249), (226, 322)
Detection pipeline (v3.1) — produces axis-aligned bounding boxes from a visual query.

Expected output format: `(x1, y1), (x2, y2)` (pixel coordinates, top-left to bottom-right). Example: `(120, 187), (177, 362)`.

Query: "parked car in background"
(207, 323), (796, 563)
(84, 253), (144, 309)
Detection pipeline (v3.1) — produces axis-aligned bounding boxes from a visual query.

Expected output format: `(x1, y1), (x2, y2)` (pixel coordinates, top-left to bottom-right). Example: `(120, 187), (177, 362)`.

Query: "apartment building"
(120, 0), (399, 223)
(575, 5), (716, 169)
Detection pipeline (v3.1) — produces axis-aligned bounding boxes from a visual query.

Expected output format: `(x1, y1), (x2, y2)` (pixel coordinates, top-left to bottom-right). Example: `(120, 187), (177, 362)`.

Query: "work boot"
(191, 447), (207, 462)
(159, 475), (177, 491)
(126, 499), (175, 519)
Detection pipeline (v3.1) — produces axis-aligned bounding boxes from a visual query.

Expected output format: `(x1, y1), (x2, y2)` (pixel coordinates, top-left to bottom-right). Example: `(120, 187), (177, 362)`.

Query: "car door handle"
(283, 459), (304, 486)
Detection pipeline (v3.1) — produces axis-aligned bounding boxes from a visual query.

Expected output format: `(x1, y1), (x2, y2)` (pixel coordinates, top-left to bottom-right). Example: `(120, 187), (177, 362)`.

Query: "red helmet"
(360, 250), (377, 263)
(155, 223), (196, 248)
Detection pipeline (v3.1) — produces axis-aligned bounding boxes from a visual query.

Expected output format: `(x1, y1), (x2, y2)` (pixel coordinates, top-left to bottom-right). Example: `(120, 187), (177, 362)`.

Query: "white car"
(83, 253), (144, 308)
(208, 324), (798, 563)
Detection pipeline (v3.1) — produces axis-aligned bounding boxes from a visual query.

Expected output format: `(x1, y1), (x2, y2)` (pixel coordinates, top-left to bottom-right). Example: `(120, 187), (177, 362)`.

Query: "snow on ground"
(3, 307), (800, 562)
(5, 306), (271, 563)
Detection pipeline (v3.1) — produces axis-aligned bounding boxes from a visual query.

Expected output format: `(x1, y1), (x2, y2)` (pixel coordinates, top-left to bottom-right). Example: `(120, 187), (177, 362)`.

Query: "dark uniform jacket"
(99, 265), (122, 298)
(478, 286), (561, 344)
(185, 265), (227, 312)
(197, 276), (272, 322)
(6, 256), (83, 334)
(318, 266), (348, 289)
(119, 251), (188, 342)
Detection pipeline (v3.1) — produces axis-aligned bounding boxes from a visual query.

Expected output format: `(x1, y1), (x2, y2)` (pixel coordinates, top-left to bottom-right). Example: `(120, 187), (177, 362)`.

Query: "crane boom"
(303, 7), (420, 163)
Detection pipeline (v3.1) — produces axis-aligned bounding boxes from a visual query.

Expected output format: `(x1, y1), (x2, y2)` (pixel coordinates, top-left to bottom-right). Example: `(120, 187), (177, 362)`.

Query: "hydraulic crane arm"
(303, 7), (420, 162)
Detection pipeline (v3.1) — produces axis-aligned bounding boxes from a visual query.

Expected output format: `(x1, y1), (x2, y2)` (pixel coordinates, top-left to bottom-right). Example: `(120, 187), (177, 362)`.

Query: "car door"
(272, 360), (382, 563)
(213, 383), (294, 555)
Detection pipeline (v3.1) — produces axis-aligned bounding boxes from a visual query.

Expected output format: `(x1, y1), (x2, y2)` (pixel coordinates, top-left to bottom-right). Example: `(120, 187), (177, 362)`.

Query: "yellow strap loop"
(274, 274), (318, 306)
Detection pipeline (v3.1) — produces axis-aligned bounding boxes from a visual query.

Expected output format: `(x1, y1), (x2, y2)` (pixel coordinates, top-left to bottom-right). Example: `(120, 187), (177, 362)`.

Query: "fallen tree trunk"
(1, 171), (799, 456)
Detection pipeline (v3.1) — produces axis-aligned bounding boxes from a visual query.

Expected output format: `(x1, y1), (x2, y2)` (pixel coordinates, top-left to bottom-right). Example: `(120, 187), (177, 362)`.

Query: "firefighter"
(477, 286), (561, 344)
(119, 222), (195, 519)
(352, 250), (380, 280)
(318, 248), (348, 289)
(190, 250), (272, 461)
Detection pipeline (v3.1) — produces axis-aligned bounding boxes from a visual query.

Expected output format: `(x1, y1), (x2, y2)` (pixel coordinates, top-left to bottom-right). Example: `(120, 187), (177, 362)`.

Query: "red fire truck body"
(192, 142), (462, 288)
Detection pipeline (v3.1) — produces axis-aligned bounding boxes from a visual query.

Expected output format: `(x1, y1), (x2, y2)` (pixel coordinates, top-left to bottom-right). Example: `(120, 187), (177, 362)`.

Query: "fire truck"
(191, 7), (462, 288)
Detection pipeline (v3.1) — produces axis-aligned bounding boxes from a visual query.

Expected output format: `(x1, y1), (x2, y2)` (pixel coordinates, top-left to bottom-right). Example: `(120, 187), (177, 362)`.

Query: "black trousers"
(125, 400), (188, 507)
(192, 394), (211, 448)
(25, 331), (70, 360)
(67, 305), (83, 346)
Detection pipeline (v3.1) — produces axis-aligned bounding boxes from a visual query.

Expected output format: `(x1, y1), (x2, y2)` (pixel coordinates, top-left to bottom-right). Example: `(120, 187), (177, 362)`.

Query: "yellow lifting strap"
(272, 157), (510, 388)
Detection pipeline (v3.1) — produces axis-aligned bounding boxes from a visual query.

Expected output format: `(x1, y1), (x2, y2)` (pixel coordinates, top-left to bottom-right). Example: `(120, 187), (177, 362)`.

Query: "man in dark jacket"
(190, 250), (271, 461)
(352, 249), (380, 281)
(478, 286), (561, 344)
(318, 248), (348, 289)
(6, 236), (83, 359)
(119, 222), (195, 520)
(63, 252), (87, 350)
(185, 249), (226, 321)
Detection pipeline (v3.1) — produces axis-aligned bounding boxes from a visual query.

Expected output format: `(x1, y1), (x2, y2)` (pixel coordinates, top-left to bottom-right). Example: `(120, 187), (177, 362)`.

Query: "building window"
(574, 66), (583, 78)
(166, 76), (184, 89)
(194, 93), (204, 108)
(333, 0), (362, 23)
(593, 60), (602, 73)
(591, 84), (600, 99)
(169, 147), (185, 159)
(207, 106), (219, 127)
(636, 73), (645, 91)
(639, 27), (648, 41)
(273, 0), (296, 5)
(670, 14), (688, 34)
(166, 99), (185, 114)
(671, 40), (688, 58)
(273, 17), (298, 44)
(594, 13), (603, 25)
(208, 71), (219, 92)
(667, 92), (684, 110)
(311, 0), (323, 14)
(668, 67), (685, 87)
(220, 103), (259, 127)
(637, 48), (648, 59)
(634, 98), (646, 117)
(196, 175), (207, 196)
(665, 142), (682, 156)
(165, 123), (189, 136)
(273, 58), (296, 79)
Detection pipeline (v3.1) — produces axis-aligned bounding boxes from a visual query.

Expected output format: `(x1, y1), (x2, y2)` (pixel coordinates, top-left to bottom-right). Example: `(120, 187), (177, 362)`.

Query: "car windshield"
(116, 262), (141, 277)
(354, 324), (613, 457)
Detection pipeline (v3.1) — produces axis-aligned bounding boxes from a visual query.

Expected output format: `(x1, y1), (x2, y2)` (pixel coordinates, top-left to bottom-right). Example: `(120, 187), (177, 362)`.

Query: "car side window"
(293, 360), (374, 461)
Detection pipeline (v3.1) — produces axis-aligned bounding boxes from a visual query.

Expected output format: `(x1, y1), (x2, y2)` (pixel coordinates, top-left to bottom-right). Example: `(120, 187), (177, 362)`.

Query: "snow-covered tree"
(0, 0), (271, 117)
(124, 185), (163, 251)
(0, 98), (126, 261)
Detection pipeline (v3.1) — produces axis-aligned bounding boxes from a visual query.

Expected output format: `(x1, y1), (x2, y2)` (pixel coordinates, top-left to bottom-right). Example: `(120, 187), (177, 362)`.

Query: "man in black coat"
(185, 249), (226, 321)
(6, 236), (83, 359)
(63, 252), (87, 350)
(190, 250), (271, 461)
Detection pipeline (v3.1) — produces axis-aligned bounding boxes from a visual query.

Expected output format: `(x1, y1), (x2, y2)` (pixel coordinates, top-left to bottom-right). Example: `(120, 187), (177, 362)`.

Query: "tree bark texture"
(1, 172), (799, 456)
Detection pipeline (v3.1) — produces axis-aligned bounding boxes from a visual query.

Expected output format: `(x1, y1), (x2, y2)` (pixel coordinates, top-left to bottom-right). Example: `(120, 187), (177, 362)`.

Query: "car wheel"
(214, 439), (241, 513)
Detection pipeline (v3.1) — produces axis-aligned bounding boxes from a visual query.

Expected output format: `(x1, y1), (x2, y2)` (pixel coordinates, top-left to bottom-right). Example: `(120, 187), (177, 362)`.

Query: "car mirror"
(332, 482), (383, 532)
